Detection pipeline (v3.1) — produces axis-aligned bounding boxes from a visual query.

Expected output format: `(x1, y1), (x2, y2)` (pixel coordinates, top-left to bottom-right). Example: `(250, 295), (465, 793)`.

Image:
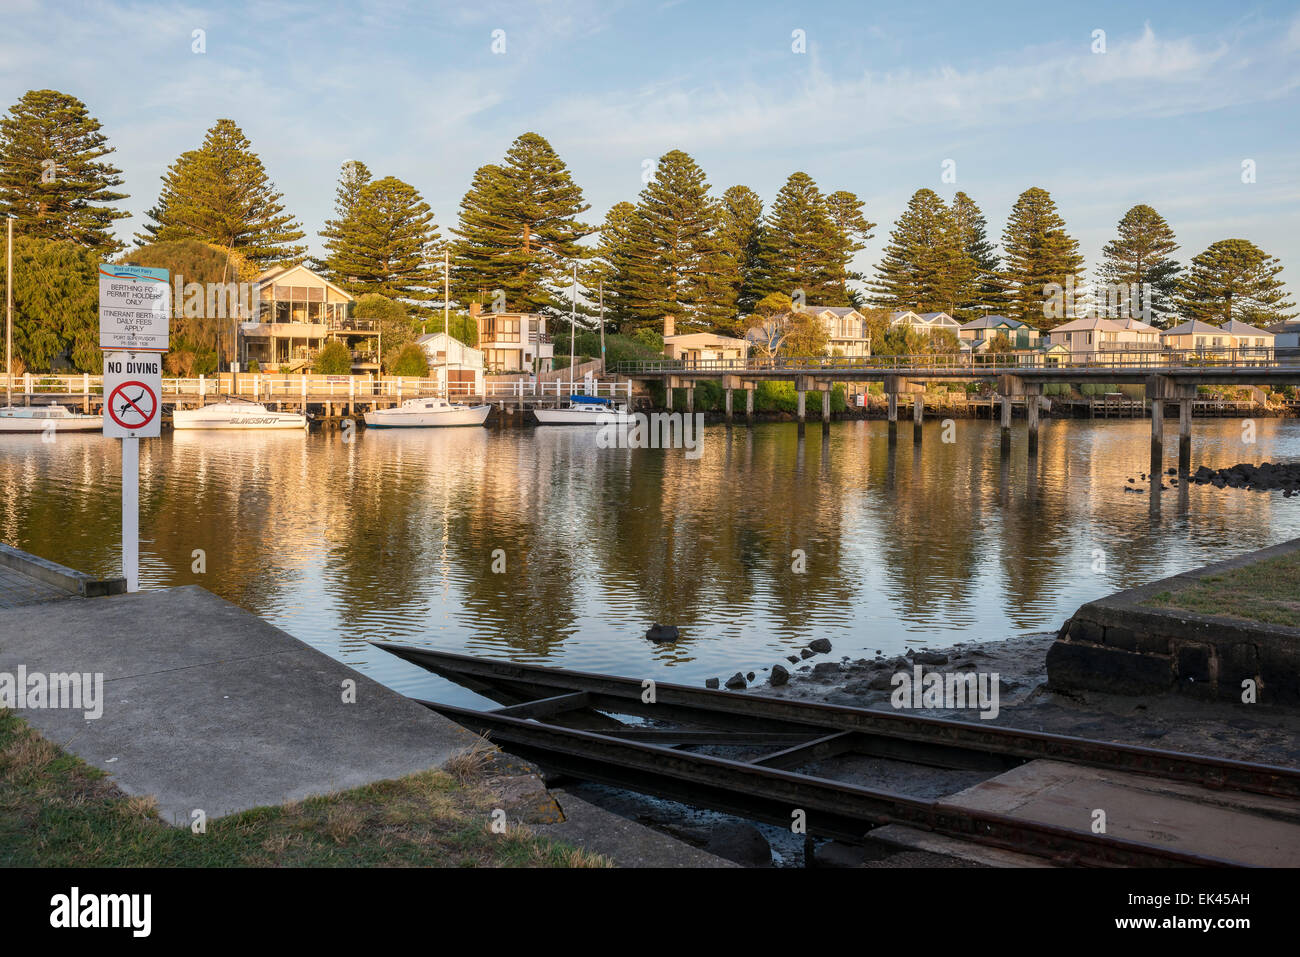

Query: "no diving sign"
(103, 352), (162, 438)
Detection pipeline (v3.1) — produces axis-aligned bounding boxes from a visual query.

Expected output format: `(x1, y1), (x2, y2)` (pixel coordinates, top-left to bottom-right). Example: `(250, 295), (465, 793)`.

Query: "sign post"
(98, 264), (169, 593)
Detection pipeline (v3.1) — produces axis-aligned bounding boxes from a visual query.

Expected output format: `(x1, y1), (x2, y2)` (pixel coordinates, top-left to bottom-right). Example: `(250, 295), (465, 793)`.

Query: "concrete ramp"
(875, 758), (1300, 867)
(0, 585), (478, 824)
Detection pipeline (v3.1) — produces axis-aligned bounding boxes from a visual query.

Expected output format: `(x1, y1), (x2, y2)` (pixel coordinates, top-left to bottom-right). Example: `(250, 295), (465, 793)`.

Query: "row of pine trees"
(0, 89), (1294, 365)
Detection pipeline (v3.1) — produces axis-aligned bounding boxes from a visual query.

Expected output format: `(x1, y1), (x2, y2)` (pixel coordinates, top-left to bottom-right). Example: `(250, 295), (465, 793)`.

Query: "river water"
(1, 417), (1297, 707)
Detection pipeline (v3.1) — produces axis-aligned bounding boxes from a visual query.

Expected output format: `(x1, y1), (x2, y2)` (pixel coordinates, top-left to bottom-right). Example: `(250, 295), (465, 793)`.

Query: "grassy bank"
(1145, 552), (1300, 628)
(0, 709), (608, 867)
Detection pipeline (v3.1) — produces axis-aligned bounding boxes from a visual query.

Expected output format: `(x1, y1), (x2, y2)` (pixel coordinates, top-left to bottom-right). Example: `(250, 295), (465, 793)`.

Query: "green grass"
(1144, 552), (1300, 628)
(0, 710), (609, 868)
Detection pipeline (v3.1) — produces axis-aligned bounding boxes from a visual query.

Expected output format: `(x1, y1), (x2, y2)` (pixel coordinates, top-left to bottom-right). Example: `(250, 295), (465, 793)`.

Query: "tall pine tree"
(868, 188), (960, 313)
(138, 119), (306, 268)
(1097, 204), (1181, 322)
(0, 89), (128, 252)
(824, 190), (875, 308)
(583, 201), (639, 333)
(999, 187), (1084, 328)
(320, 175), (444, 315)
(947, 191), (1000, 319)
(756, 172), (845, 306)
(618, 150), (735, 334)
(314, 159), (371, 272)
(450, 132), (593, 316)
(718, 185), (765, 317)
(1177, 239), (1294, 325)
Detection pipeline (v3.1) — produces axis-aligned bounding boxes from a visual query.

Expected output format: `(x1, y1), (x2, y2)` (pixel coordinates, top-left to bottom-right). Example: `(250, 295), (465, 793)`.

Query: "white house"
(416, 332), (485, 396)
(1047, 316), (1161, 361)
(958, 315), (1041, 350)
(1163, 319), (1274, 360)
(794, 305), (872, 357)
(471, 303), (554, 373)
(890, 310), (960, 337)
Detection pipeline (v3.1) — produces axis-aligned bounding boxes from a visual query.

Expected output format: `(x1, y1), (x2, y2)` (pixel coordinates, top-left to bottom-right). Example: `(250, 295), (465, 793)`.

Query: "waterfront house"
(1046, 316), (1161, 362)
(889, 310), (961, 336)
(959, 315), (1041, 351)
(1162, 319), (1273, 360)
(415, 332), (485, 396)
(665, 332), (750, 364)
(794, 305), (873, 357)
(1266, 320), (1300, 357)
(243, 264), (369, 373)
(472, 303), (554, 374)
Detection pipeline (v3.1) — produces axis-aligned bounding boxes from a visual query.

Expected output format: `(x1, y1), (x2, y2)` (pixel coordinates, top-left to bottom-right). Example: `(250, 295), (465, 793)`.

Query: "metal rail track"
(374, 643), (1300, 867)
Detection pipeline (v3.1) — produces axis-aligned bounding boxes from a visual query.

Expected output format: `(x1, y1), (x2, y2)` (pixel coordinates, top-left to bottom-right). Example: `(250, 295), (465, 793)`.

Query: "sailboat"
(172, 396), (308, 430)
(533, 394), (629, 424)
(0, 403), (102, 433)
(364, 252), (488, 429)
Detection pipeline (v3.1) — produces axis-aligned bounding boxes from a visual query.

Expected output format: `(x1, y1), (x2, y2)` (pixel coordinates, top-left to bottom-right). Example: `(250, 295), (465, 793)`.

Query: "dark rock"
(704, 821), (772, 867)
(911, 651), (949, 665)
(807, 638), (833, 654)
(724, 672), (747, 689)
(645, 623), (679, 643)
(770, 664), (790, 687)
(786, 655), (800, 664)
(867, 671), (896, 691)
(800, 648), (816, 659)
(705, 677), (719, 689)
(811, 661), (840, 677)
(745, 671), (755, 682)
(813, 840), (891, 867)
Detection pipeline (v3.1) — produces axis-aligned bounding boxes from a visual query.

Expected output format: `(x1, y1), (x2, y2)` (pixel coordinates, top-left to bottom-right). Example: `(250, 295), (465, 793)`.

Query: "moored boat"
(363, 396), (490, 428)
(533, 394), (630, 425)
(172, 399), (308, 430)
(0, 404), (103, 433)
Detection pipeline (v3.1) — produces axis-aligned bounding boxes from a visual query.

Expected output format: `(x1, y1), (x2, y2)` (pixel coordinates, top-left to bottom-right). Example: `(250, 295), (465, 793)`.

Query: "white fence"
(7, 372), (633, 403)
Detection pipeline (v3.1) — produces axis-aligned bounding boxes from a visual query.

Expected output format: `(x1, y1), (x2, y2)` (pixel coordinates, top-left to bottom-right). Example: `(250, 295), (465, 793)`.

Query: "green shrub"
(391, 343), (429, 377)
(313, 341), (352, 375)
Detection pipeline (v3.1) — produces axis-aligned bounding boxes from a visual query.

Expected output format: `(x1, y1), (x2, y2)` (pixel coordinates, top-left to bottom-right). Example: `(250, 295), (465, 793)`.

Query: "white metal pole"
(569, 262), (576, 384)
(5, 215), (12, 407)
(599, 279), (605, 376)
(122, 436), (139, 592)
(444, 249), (450, 400)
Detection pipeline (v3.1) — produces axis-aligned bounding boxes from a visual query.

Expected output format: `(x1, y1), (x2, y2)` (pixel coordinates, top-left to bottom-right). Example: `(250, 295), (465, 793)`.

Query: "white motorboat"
(172, 399), (308, 430)
(363, 396), (490, 428)
(0, 404), (103, 433)
(533, 394), (630, 425)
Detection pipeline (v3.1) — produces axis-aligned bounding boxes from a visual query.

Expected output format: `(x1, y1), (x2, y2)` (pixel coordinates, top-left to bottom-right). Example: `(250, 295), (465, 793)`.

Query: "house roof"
(1221, 319), (1274, 337)
(961, 314), (1029, 330)
(1050, 316), (1128, 333)
(255, 263), (354, 302)
(415, 332), (483, 358)
(1113, 316), (1160, 333)
(797, 305), (860, 318)
(665, 332), (749, 346)
(888, 310), (923, 323)
(1163, 319), (1226, 336)
(916, 312), (958, 325)
(1266, 320), (1300, 334)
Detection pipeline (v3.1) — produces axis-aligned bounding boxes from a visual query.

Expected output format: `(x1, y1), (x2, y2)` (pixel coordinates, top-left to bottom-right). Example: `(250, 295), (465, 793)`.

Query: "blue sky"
(3, 0), (1298, 292)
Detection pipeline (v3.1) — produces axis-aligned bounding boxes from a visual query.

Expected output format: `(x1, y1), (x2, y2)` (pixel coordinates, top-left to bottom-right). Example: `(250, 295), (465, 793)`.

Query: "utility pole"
(5, 214), (12, 408)
(444, 249), (450, 401)
(569, 262), (576, 388)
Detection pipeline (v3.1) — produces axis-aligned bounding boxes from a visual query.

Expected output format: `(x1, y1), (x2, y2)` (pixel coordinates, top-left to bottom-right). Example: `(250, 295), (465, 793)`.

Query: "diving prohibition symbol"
(107, 381), (157, 431)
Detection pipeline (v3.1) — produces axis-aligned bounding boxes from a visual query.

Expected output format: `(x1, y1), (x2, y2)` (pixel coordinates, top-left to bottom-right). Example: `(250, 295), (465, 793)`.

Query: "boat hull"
(533, 408), (630, 425)
(363, 404), (490, 428)
(0, 414), (102, 433)
(172, 409), (307, 430)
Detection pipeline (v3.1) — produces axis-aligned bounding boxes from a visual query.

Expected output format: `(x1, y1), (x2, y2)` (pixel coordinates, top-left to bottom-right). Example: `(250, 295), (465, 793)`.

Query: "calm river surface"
(2, 418), (1298, 708)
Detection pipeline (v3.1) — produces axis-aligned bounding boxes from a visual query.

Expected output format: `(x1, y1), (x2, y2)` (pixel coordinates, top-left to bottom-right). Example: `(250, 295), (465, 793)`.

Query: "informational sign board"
(98, 263), (170, 352)
(102, 352), (162, 438)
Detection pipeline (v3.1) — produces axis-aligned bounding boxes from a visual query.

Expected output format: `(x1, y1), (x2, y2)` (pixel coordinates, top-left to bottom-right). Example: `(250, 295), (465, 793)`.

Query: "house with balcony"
(1046, 316), (1162, 362)
(889, 310), (961, 338)
(1162, 319), (1274, 361)
(242, 264), (382, 374)
(794, 304), (872, 357)
(472, 303), (554, 373)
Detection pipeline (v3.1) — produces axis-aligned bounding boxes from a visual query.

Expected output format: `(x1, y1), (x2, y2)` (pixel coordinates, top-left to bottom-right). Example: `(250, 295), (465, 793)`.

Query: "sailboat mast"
(570, 262), (576, 391)
(5, 215), (12, 408)
(444, 249), (450, 400)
